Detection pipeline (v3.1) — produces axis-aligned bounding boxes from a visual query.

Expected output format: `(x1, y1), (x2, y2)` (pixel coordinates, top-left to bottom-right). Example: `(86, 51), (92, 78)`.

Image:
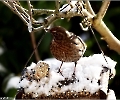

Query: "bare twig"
(92, 0), (120, 54)
(33, 14), (57, 32)
(27, 0), (33, 32)
(1, 1), (29, 25)
(13, 3), (29, 25)
(27, 0), (32, 19)
(85, 0), (95, 16)
(32, 9), (54, 16)
(93, 20), (120, 54)
(55, 0), (60, 13)
(33, 9), (83, 32)
(27, 0), (40, 61)
(97, 0), (110, 20)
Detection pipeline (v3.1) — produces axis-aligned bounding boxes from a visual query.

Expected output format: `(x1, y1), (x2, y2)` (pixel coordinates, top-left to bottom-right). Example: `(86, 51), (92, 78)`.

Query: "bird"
(49, 26), (87, 77)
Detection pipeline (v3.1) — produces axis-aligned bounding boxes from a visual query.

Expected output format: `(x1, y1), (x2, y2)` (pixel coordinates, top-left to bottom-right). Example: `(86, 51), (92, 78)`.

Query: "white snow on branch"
(27, 19), (32, 33)
(59, 1), (78, 13)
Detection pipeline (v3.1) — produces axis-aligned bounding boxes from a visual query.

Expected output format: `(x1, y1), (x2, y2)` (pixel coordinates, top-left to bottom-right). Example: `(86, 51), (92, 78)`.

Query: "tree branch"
(92, 0), (120, 54)
(27, 0), (40, 61)
(97, 0), (110, 20)
(32, 9), (54, 16)
(85, 0), (95, 16)
(55, 0), (60, 13)
(1, 1), (29, 25)
(93, 20), (120, 54)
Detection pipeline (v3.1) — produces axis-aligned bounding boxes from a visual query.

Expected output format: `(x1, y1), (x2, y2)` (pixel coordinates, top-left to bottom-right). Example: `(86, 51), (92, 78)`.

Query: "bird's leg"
(72, 62), (77, 78)
(58, 61), (64, 76)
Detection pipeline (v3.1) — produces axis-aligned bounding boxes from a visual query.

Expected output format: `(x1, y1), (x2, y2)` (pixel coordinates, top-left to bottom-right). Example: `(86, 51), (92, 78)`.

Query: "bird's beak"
(44, 26), (51, 33)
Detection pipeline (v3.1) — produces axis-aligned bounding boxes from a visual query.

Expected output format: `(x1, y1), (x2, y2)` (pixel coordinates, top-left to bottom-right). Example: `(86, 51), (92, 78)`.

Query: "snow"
(107, 89), (116, 100)
(18, 54), (116, 98)
(5, 76), (20, 92)
(59, 1), (78, 13)
(27, 18), (32, 33)
(59, 4), (71, 12)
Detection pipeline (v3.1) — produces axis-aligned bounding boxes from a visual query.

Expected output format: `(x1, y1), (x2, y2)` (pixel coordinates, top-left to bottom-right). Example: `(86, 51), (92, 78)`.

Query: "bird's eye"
(53, 32), (64, 40)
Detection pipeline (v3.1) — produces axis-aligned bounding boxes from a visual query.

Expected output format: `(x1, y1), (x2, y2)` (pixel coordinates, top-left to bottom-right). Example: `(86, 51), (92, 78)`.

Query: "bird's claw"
(57, 69), (64, 76)
(72, 72), (76, 79)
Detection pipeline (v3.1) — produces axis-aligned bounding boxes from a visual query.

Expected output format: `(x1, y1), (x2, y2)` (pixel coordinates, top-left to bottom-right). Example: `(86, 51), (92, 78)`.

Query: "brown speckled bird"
(49, 26), (87, 77)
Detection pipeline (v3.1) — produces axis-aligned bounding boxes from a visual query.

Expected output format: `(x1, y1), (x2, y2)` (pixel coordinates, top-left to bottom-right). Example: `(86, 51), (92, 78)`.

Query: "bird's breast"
(50, 39), (85, 62)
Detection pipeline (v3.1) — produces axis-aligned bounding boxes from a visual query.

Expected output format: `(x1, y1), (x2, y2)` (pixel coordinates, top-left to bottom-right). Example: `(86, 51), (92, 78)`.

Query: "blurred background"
(0, 1), (120, 99)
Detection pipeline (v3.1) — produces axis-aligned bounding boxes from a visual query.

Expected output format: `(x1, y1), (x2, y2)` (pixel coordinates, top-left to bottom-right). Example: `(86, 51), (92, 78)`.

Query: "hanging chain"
(24, 33), (46, 68)
(78, 2), (109, 66)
